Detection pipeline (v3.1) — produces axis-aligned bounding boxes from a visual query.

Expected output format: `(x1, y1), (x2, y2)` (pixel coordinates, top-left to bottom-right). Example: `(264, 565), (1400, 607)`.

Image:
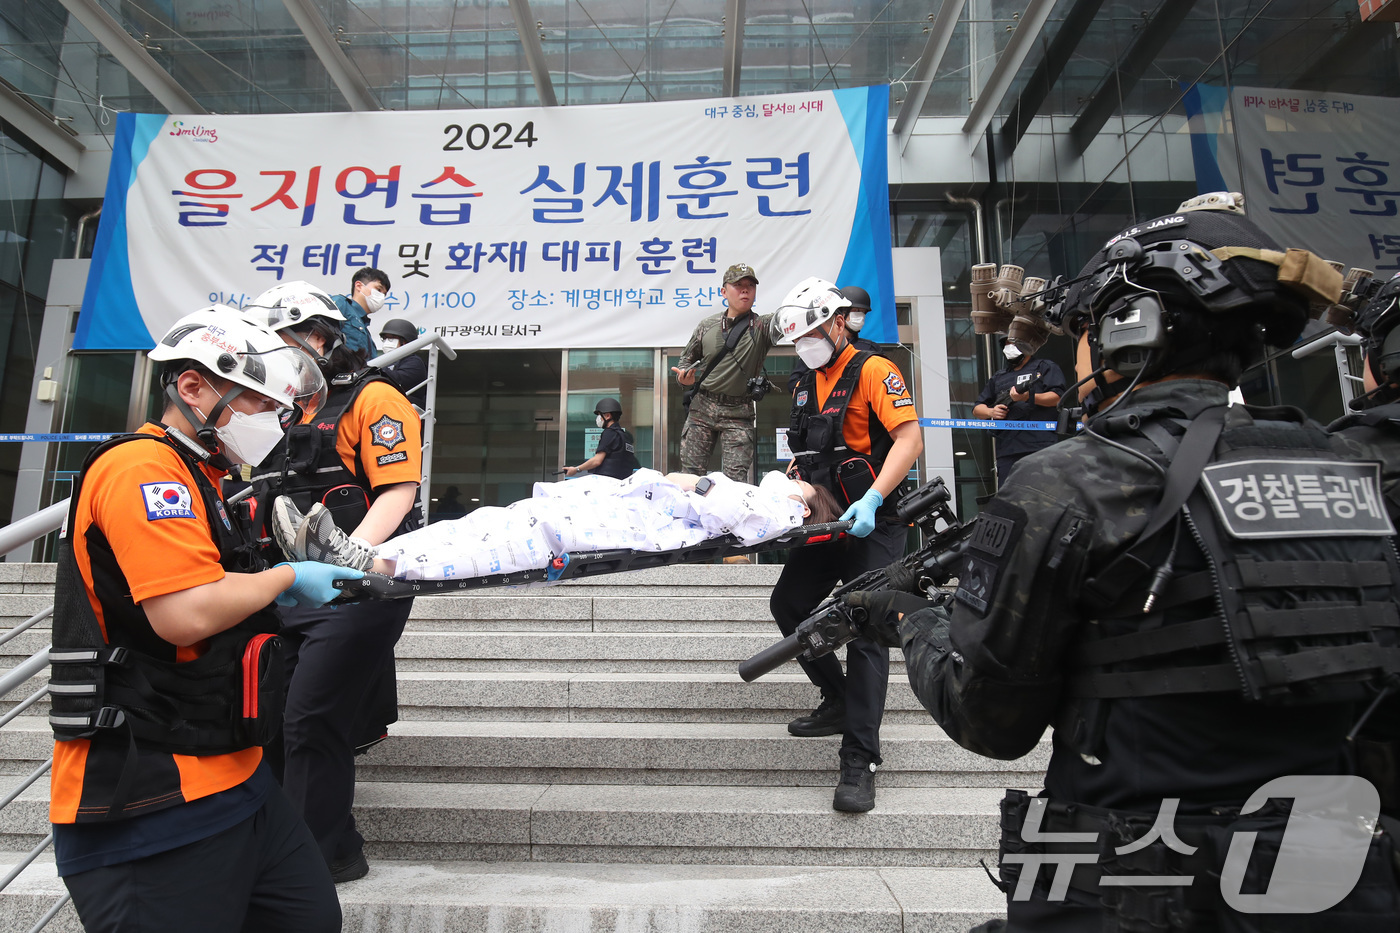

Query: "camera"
(747, 375), (772, 402)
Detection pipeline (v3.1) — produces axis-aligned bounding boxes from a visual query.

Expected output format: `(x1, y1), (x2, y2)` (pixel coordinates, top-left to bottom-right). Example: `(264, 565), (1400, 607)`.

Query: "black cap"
(379, 318), (419, 343)
(594, 397), (622, 416)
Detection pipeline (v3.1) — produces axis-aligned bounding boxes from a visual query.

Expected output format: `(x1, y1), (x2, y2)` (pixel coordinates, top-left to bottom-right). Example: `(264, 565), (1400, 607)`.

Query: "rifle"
(738, 477), (973, 682)
(994, 373), (1041, 409)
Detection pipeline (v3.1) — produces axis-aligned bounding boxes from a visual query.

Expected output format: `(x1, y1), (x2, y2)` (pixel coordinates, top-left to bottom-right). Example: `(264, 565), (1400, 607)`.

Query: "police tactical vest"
(1068, 407), (1400, 711)
(49, 433), (284, 769)
(251, 370), (419, 541)
(788, 350), (900, 512)
(594, 425), (640, 480)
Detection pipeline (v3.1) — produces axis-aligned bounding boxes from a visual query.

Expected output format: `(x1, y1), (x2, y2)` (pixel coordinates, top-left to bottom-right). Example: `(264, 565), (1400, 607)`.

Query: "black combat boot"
(787, 694), (846, 737)
(832, 749), (876, 812)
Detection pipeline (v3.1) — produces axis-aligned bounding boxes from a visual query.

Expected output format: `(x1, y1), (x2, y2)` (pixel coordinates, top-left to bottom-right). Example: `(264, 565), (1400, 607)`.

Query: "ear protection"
(1095, 291), (1170, 376)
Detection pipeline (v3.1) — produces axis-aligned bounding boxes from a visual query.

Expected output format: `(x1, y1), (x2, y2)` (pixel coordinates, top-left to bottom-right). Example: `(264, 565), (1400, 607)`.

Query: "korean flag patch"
(141, 483), (196, 521)
(370, 415), (406, 451)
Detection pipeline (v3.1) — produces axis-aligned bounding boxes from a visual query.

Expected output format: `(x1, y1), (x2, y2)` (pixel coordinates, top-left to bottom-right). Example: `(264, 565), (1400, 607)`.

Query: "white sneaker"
(270, 496), (309, 562)
(295, 502), (377, 572)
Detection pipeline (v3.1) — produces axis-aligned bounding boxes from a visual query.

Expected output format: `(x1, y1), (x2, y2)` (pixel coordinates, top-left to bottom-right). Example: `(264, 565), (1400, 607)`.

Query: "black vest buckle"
(93, 706), (126, 729)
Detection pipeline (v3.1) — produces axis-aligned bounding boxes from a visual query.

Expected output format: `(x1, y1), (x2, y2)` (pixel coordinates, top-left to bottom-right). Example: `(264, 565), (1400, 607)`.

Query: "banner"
(77, 87), (894, 351)
(1188, 84), (1398, 276)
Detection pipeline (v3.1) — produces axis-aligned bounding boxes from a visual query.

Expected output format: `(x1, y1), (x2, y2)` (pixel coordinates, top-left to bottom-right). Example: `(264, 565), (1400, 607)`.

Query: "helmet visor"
(240, 344), (327, 417)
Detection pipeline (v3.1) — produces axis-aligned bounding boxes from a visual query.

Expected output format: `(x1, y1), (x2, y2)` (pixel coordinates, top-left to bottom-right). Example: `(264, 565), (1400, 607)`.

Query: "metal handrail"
(0, 608), (51, 648)
(0, 502), (67, 559)
(0, 505), (69, 926)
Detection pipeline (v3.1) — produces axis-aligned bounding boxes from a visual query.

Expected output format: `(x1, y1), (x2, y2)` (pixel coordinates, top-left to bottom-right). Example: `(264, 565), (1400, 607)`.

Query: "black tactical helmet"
(379, 318), (419, 343)
(838, 285), (871, 310)
(1054, 199), (1338, 352)
(1354, 273), (1400, 384)
(594, 397), (623, 416)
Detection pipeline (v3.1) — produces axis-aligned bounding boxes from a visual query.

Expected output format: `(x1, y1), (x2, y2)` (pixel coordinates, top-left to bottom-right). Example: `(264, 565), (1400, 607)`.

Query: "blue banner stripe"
(833, 86), (897, 345)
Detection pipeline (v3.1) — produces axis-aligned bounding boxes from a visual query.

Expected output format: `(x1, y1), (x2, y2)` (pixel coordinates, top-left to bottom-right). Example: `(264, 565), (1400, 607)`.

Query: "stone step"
(403, 594), (777, 633)
(0, 718), (1049, 789)
(355, 721), (1046, 788)
(385, 671), (928, 723)
(0, 782), (1003, 867)
(0, 856), (1006, 933)
(393, 632), (907, 674)
(4, 666), (939, 723)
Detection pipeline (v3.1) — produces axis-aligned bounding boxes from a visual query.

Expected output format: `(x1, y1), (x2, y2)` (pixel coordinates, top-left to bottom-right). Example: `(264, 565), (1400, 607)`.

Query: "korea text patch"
(141, 482), (196, 521)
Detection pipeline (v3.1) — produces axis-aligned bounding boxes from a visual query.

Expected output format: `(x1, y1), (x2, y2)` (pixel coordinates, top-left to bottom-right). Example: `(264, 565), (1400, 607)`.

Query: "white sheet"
(378, 469), (807, 581)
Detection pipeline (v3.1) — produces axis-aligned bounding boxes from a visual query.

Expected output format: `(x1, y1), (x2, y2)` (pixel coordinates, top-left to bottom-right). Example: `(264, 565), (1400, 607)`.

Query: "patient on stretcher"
(274, 469), (841, 581)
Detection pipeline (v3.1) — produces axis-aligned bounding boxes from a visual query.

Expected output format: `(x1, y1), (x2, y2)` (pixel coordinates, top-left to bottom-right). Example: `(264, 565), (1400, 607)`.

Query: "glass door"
(564, 349), (656, 470)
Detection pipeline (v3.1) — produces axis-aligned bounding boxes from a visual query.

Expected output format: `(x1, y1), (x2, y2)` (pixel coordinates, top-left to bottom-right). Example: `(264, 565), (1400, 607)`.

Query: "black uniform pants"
(769, 519), (907, 763)
(63, 784), (340, 933)
(273, 596), (414, 865)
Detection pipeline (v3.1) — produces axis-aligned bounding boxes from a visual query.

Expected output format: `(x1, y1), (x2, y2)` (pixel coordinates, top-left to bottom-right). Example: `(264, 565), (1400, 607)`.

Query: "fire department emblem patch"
(883, 372), (906, 397)
(370, 415), (406, 450)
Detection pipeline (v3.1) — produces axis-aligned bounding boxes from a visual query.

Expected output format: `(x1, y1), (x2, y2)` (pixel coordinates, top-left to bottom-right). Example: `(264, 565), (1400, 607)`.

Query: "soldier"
(672, 263), (778, 482)
(844, 199), (1400, 929)
(1327, 271), (1400, 821)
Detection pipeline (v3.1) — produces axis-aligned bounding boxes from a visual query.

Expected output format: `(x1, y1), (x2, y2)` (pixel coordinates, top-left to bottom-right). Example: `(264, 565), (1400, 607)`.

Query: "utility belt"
(996, 788), (1400, 932)
(695, 388), (755, 407)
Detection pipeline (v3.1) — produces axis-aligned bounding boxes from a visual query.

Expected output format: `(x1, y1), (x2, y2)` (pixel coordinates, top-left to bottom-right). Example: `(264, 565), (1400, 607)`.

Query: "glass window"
(426, 349), (561, 521)
(566, 349), (655, 470)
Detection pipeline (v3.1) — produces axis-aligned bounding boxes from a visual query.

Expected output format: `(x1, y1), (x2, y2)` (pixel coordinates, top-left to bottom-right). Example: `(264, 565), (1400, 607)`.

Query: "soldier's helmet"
(1354, 273), (1400, 385)
(1046, 192), (1341, 378)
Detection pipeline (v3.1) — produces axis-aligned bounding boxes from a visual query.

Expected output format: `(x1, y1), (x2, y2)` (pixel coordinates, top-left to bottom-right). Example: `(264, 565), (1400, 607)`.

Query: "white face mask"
(363, 287), (387, 314)
(1003, 344), (1023, 361)
(381, 337), (402, 351)
(845, 311), (866, 332)
(595, 414), (606, 428)
(795, 334), (835, 369)
(214, 409), (286, 466)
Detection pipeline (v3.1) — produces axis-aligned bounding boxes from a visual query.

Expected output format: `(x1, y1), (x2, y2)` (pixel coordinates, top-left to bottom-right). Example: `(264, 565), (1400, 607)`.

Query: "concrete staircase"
(0, 562), (1039, 931)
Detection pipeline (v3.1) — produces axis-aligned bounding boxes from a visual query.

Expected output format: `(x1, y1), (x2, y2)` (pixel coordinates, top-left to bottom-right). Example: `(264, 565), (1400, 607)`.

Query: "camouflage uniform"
(887, 379), (1400, 930)
(679, 390), (755, 481)
(1329, 403), (1400, 822)
(676, 309), (778, 481)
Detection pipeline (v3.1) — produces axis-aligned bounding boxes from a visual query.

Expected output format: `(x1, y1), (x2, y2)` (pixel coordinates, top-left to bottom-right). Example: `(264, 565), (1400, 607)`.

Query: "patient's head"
(793, 481), (842, 525)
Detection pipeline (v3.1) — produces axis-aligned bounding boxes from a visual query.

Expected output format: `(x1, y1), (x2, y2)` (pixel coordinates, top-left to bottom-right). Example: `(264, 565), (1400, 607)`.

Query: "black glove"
(842, 589), (937, 648)
(884, 560), (921, 594)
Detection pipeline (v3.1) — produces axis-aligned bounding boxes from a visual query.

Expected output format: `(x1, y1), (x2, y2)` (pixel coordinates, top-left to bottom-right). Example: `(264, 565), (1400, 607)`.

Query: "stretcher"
(332, 520), (854, 599)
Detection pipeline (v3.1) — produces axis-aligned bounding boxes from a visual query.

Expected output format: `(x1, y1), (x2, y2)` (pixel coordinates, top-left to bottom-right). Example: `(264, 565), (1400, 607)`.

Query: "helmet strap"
(164, 380), (240, 472)
(815, 318), (846, 370)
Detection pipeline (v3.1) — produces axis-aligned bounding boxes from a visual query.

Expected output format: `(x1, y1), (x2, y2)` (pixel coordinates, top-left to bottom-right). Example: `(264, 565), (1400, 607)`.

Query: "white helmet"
(246, 280), (345, 331)
(773, 277), (851, 345)
(149, 306), (327, 414)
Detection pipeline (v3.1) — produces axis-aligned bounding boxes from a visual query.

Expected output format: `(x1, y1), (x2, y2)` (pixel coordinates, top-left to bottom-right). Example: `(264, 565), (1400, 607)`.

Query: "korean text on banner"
(1189, 84), (1400, 277)
(77, 88), (894, 352)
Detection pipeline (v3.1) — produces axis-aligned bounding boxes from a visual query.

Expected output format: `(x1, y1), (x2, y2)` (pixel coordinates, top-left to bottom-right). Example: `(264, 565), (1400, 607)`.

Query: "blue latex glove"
(275, 562), (365, 608)
(839, 488), (884, 538)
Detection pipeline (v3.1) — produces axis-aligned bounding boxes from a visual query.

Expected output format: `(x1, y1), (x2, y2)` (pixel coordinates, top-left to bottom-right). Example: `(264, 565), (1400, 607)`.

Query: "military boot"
(787, 694), (845, 737)
(832, 749), (876, 812)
